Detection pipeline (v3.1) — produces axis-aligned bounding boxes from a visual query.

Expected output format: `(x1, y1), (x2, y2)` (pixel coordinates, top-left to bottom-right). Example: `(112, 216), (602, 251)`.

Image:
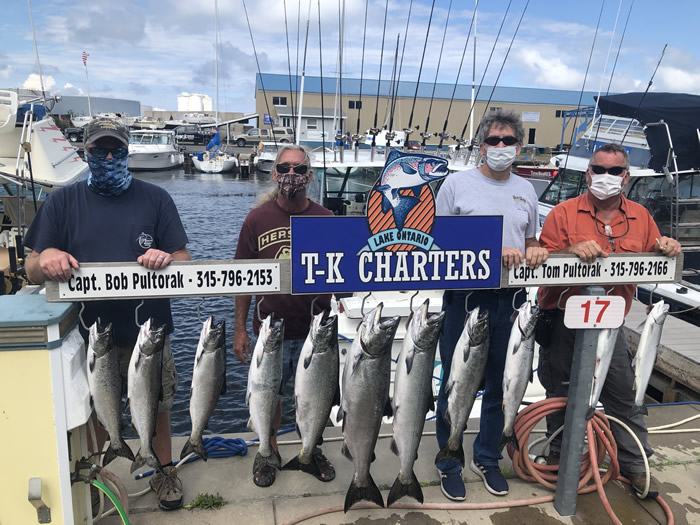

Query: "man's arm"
(234, 295), (252, 365)
(524, 237), (548, 268)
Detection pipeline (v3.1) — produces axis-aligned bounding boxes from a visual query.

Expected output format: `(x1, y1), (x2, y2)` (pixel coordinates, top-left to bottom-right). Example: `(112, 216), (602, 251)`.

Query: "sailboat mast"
(295, 0), (312, 145)
(215, 0), (219, 125)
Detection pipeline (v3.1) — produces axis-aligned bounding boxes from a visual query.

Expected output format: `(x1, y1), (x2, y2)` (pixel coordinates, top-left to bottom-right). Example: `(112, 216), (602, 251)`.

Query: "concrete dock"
(95, 403), (700, 525)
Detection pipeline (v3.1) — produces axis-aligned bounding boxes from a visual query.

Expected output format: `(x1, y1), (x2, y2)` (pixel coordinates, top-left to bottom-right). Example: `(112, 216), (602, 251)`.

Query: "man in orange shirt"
(537, 143), (680, 498)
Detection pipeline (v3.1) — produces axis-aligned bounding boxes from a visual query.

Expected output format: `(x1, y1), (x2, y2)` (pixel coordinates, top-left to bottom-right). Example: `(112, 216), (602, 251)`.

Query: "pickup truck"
(173, 125), (215, 145)
(233, 127), (294, 147)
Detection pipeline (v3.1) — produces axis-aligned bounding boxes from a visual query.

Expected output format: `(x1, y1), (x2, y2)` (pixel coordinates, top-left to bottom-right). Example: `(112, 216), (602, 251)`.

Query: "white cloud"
(516, 49), (585, 90)
(654, 66), (700, 93)
(22, 73), (56, 91)
(0, 65), (12, 79)
(60, 82), (84, 95)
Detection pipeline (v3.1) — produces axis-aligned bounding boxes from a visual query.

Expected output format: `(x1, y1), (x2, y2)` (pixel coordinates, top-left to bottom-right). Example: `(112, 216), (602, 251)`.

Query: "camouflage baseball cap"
(84, 118), (130, 146)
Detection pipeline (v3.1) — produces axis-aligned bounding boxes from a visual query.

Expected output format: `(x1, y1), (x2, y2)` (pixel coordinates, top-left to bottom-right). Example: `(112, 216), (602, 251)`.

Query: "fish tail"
(180, 437), (208, 461)
(387, 470), (423, 507)
(105, 438), (135, 466)
(434, 442), (465, 468)
(499, 432), (520, 453)
(629, 404), (648, 417)
(130, 447), (161, 473)
(344, 475), (384, 513)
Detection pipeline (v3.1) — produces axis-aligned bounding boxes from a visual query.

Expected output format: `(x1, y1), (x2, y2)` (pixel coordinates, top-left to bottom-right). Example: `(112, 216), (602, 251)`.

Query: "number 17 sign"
(563, 295), (626, 329)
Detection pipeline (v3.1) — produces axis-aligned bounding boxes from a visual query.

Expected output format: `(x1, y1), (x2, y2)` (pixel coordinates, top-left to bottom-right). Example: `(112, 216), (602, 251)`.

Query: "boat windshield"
(130, 134), (171, 145)
(539, 168), (587, 207)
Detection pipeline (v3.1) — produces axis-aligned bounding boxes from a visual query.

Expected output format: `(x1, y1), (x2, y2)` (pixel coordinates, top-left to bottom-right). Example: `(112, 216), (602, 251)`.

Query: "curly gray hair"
(272, 144), (312, 173)
(477, 109), (525, 145)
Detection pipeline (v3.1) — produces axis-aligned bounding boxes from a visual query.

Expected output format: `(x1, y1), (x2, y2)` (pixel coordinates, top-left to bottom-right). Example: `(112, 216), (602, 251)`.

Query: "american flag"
(82, 51), (89, 66)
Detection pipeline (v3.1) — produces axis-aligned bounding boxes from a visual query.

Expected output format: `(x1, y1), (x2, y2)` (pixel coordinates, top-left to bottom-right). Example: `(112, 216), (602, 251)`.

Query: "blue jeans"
(435, 288), (525, 474)
(280, 338), (305, 393)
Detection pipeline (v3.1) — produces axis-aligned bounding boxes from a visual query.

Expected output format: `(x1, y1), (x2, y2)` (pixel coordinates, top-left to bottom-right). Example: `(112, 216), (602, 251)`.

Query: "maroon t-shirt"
(235, 198), (333, 339)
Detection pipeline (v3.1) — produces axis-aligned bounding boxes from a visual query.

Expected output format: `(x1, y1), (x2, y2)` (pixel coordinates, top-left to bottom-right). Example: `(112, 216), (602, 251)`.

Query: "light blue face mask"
(87, 155), (132, 196)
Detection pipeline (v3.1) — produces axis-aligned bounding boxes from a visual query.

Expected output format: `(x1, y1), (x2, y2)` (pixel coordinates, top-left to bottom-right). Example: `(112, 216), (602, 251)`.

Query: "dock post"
(553, 285), (604, 516)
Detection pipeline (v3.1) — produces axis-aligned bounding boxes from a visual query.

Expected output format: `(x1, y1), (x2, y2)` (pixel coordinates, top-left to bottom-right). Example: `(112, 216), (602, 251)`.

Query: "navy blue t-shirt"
(24, 179), (188, 346)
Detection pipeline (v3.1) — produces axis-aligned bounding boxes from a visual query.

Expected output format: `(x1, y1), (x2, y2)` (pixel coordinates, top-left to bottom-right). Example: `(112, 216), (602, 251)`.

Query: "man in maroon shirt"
(234, 144), (335, 487)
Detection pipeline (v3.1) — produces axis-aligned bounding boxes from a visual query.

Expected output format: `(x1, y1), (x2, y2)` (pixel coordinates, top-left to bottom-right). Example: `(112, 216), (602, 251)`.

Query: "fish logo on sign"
(361, 149), (448, 253)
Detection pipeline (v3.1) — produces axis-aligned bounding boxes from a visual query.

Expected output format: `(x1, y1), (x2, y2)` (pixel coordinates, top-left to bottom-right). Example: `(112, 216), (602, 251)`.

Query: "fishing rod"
(283, 0), (297, 143)
(453, 0), (512, 161)
(242, 0), (279, 150)
(295, 0), (313, 146)
(390, 0), (413, 149)
(295, 0), (301, 130)
(606, 0), (633, 96)
(619, 43), (667, 144)
(354, 0), (369, 161)
(317, 0), (327, 171)
(422, 0), (453, 153)
(384, 34), (401, 152)
(556, 0), (605, 204)
(337, 0), (345, 163)
(405, 0), (436, 144)
(437, 0), (478, 153)
(370, 0), (390, 162)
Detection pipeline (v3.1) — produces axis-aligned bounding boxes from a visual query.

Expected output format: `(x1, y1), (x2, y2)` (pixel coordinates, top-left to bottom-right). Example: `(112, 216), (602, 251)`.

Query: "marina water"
(122, 168), (298, 437)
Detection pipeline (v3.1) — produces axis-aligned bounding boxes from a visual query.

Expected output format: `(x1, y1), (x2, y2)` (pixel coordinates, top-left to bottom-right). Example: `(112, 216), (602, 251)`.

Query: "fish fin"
(386, 148), (401, 164)
(130, 448), (161, 474)
(630, 404), (648, 417)
(256, 347), (264, 367)
(332, 385), (341, 408)
(341, 441), (353, 461)
(245, 390), (251, 406)
(499, 432), (520, 453)
(344, 475), (384, 513)
(383, 398), (393, 418)
(444, 378), (453, 397)
(104, 438), (135, 466)
(181, 437), (208, 461)
(434, 443), (465, 468)
(390, 437), (399, 456)
(444, 407), (452, 426)
(336, 408), (344, 424)
(88, 352), (96, 373)
(371, 451), (376, 463)
(462, 345), (471, 363)
(350, 350), (362, 375)
(247, 417), (254, 432)
(130, 449), (144, 473)
(427, 392), (435, 413)
(387, 470), (423, 507)
(303, 351), (313, 369)
(510, 310), (519, 323)
(282, 455), (302, 471)
(405, 346), (415, 375)
(412, 186), (421, 198)
(402, 164), (418, 175)
(529, 368), (534, 383)
(380, 189), (392, 214)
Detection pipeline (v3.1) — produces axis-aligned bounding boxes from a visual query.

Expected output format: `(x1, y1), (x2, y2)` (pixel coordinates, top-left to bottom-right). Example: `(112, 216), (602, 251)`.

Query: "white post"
(470, 1), (476, 143)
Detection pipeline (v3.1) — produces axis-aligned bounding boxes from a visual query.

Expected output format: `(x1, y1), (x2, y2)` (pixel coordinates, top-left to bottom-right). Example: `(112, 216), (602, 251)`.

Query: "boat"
(70, 114), (92, 128)
(130, 116), (166, 130)
(192, 0), (239, 175)
(127, 129), (184, 171)
(255, 141), (280, 173)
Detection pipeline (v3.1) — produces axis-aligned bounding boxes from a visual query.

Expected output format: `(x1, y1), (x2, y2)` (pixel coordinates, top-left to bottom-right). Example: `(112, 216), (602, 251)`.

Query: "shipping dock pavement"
(96, 300), (700, 525)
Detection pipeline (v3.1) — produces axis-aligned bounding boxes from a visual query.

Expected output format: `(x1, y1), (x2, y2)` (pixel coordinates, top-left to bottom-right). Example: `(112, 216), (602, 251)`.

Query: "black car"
(173, 125), (215, 145)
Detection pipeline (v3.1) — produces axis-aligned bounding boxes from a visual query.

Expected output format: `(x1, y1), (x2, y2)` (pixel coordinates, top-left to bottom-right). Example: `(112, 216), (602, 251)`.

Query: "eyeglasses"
(590, 164), (627, 176)
(594, 207), (630, 251)
(483, 136), (518, 146)
(276, 163), (309, 175)
(86, 146), (129, 159)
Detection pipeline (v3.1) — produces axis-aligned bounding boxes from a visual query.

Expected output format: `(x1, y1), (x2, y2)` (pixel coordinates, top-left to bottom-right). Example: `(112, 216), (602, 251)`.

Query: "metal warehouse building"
(255, 73), (603, 148)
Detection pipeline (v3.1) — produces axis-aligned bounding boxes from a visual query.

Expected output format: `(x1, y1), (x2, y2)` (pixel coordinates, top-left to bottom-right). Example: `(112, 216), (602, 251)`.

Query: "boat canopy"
(596, 92), (700, 172)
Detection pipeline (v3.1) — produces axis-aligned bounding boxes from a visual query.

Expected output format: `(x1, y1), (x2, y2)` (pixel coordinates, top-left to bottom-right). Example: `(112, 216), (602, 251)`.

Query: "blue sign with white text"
(263, 113), (274, 125)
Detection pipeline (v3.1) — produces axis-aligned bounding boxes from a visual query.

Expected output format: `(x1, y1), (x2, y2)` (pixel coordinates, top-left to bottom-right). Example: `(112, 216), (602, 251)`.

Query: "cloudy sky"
(3, 0), (700, 114)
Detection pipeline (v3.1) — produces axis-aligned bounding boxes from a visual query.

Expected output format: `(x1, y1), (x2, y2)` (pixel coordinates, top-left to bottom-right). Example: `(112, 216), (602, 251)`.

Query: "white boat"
(183, 113), (216, 125)
(127, 129), (184, 171)
(70, 115), (92, 128)
(130, 116), (166, 130)
(192, 150), (238, 173)
(255, 141), (280, 173)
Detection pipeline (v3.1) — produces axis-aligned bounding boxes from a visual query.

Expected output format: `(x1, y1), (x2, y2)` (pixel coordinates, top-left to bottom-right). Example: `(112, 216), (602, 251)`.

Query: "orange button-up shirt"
(537, 193), (661, 315)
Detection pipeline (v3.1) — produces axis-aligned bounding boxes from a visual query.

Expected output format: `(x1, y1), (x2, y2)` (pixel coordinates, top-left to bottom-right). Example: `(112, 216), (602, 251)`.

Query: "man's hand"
(654, 236), (681, 257)
(137, 249), (173, 269)
(568, 240), (608, 263)
(502, 247), (524, 269)
(234, 330), (252, 365)
(525, 246), (549, 268)
(38, 248), (79, 282)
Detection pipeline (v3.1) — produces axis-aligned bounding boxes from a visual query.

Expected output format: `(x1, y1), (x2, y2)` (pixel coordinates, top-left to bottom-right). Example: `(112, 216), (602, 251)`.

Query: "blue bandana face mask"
(87, 155), (132, 196)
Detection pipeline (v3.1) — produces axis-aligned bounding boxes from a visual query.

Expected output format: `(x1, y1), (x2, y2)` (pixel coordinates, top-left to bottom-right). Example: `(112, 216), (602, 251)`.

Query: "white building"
(177, 92), (213, 112)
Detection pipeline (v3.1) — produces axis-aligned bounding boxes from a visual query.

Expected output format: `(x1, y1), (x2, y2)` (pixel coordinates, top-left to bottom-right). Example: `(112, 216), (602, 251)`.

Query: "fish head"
(467, 306), (490, 346)
(517, 302), (540, 339)
(418, 158), (449, 181)
(408, 299), (445, 351)
(88, 320), (114, 356)
(137, 318), (166, 356)
(201, 315), (226, 352)
(360, 303), (400, 357)
(260, 316), (285, 352)
(311, 311), (338, 353)
(650, 300), (670, 324)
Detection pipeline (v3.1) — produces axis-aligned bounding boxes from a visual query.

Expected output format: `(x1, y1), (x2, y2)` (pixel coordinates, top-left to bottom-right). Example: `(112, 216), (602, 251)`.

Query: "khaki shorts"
(117, 336), (178, 412)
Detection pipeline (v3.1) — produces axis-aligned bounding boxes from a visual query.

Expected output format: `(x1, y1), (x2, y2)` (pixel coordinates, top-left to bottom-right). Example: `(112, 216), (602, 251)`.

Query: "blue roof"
(257, 73), (602, 106)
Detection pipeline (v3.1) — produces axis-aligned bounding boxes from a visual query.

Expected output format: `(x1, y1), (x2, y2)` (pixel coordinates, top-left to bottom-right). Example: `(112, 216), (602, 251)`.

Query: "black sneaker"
(470, 460), (509, 496)
(439, 471), (466, 501)
(622, 471), (659, 499)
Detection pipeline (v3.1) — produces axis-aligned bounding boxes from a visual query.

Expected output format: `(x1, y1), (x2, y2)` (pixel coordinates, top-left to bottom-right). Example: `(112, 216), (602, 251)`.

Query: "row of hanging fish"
(588, 299), (670, 417)
(86, 315), (226, 472)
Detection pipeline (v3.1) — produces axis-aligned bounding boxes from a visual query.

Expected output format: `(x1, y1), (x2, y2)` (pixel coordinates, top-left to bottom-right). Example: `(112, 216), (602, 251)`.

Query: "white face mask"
(485, 145), (517, 172)
(589, 173), (624, 200)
